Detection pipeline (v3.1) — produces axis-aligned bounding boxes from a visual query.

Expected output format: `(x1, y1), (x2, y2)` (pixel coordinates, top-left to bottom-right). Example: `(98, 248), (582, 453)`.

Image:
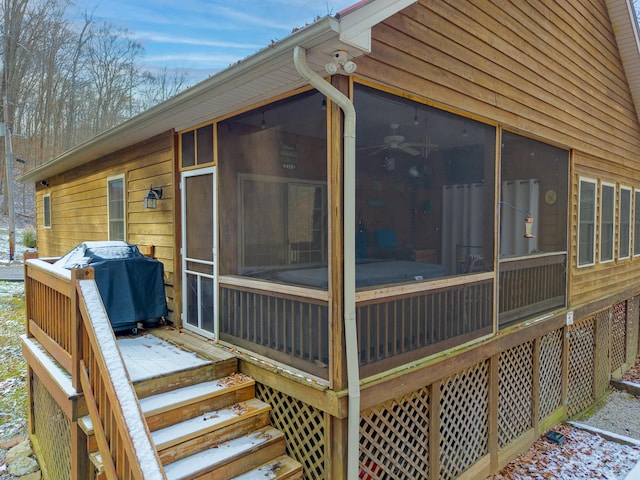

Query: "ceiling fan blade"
(368, 147), (387, 156)
(399, 145), (420, 156)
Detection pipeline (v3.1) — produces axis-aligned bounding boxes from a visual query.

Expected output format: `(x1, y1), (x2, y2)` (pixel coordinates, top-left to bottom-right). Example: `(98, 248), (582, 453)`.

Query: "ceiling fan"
(361, 122), (423, 157)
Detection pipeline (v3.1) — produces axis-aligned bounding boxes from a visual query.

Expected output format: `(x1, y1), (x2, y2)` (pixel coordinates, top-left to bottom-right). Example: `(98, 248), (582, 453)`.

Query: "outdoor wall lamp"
(325, 50), (357, 75)
(144, 185), (163, 209)
(499, 201), (535, 238)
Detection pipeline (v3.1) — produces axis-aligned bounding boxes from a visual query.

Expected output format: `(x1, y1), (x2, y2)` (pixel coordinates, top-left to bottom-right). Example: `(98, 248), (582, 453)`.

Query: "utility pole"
(3, 95), (14, 261)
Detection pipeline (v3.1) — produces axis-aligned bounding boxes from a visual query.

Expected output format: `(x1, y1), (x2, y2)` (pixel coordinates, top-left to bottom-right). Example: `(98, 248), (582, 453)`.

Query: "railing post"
(70, 267), (94, 480)
(23, 251), (38, 338)
(70, 266), (94, 392)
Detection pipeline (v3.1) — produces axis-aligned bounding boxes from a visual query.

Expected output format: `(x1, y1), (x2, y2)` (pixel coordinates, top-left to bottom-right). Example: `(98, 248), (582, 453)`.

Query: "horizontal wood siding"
(571, 152), (640, 308)
(357, 0), (640, 310)
(35, 131), (176, 314)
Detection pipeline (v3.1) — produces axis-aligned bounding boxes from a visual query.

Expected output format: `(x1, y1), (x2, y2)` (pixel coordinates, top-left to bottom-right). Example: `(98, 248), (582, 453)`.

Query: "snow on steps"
(164, 426), (290, 480)
(230, 455), (303, 480)
(153, 397), (271, 457)
(82, 369), (302, 479)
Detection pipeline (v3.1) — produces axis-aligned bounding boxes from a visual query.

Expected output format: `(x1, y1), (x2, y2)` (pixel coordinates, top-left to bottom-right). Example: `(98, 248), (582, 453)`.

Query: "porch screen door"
(181, 167), (217, 339)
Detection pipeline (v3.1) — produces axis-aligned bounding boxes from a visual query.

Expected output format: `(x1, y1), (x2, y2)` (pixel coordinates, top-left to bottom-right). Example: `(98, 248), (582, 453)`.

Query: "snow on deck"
(117, 334), (210, 382)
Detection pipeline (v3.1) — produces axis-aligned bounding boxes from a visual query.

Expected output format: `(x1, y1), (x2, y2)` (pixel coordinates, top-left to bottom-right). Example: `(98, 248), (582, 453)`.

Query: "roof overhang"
(606, 0), (640, 125)
(20, 0), (417, 183)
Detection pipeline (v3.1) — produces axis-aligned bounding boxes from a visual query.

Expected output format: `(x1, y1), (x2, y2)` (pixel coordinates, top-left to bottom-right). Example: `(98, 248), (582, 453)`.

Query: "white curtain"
(500, 179), (539, 256)
(441, 183), (484, 274)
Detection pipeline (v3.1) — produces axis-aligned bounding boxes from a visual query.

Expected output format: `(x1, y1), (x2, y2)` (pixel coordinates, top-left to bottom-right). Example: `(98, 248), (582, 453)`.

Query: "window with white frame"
(634, 190), (640, 256)
(600, 183), (615, 263)
(619, 186), (632, 259)
(43, 194), (51, 229)
(578, 178), (597, 267)
(107, 175), (126, 241)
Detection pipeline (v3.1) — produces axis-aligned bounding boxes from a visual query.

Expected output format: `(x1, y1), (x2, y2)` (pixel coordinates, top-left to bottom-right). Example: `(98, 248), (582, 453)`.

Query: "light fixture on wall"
(325, 50), (357, 75)
(499, 201), (535, 238)
(144, 184), (163, 209)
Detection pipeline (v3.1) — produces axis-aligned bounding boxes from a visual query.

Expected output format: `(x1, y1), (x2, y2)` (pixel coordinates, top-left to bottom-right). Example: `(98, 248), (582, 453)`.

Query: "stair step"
(163, 426), (286, 480)
(143, 373), (255, 431)
(229, 455), (303, 479)
(153, 398), (271, 452)
(79, 373), (255, 437)
(134, 361), (238, 399)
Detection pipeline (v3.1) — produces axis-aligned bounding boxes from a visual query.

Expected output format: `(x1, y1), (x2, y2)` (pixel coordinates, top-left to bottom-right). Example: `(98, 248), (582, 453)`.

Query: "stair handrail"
(76, 278), (167, 479)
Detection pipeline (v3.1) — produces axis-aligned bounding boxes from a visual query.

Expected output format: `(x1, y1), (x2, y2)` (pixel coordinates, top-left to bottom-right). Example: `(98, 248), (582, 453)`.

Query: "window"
(600, 183), (615, 263)
(634, 190), (640, 256)
(107, 175), (126, 241)
(181, 123), (214, 168)
(43, 194), (51, 229)
(619, 186), (632, 259)
(578, 178), (597, 266)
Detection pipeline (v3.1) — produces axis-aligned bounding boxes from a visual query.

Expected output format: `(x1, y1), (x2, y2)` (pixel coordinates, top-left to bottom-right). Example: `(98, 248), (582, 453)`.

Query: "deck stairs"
(79, 338), (303, 480)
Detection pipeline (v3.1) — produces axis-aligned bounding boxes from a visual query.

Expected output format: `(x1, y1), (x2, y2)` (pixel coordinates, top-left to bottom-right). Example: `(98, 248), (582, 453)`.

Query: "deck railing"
(24, 256), (165, 479)
(219, 276), (330, 379)
(355, 274), (494, 376)
(498, 252), (567, 326)
(220, 273), (494, 379)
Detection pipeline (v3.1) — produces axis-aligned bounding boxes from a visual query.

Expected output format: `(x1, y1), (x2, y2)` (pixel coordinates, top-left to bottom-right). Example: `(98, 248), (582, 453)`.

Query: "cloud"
(132, 31), (262, 50)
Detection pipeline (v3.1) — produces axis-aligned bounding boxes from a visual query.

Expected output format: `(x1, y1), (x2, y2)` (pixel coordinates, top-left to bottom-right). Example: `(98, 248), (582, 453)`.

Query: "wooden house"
(19, 0), (640, 478)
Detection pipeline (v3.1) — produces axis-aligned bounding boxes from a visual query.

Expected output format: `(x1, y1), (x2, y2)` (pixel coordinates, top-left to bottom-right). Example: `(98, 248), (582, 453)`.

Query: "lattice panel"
(567, 318), (595, 416)
(439, 362), (489, 480)
(539, 329), (563, 421)
(594, 308), (611, 398)
(498, 341), (533, 447)
(360, 388), (430, 479)
(627, 296), (639, 363)
(611, 301), (627, 372)
(255, 383), (325, 479)
(32, 374), (71, 480)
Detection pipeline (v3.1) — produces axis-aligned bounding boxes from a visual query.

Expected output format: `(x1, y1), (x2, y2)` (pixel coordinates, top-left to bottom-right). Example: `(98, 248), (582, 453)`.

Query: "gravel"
(577, 391), (640, 441)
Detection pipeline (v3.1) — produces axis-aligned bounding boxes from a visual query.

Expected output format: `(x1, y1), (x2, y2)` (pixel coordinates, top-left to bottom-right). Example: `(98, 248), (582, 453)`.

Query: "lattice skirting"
(255, 383), (325, 479)
(31, 373), (71, 480)
(498, 341), (533, 448)
(360, 388), (430, 479)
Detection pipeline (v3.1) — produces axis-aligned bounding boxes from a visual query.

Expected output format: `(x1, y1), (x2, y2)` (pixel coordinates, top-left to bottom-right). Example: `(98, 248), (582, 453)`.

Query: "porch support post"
(488, 354), (499, 472)
(428, 379), (441, 480)
(532, 336), (541, 436)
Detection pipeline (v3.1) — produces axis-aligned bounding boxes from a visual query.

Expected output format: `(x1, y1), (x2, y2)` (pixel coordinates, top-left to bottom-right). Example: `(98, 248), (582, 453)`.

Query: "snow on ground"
(486, 423), (640, 480)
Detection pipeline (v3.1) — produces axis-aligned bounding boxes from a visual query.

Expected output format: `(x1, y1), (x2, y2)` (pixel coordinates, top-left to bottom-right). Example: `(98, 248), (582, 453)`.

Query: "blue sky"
(87, 0), (357, 82)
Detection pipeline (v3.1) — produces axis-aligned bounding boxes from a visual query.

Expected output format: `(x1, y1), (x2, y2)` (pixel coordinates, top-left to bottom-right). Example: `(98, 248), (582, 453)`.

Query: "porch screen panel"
(185, 174), (213, 268)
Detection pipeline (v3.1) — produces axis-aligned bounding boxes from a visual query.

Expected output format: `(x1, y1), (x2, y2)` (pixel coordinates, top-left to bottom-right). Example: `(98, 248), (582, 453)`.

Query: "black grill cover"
(55, 241), (168, 332)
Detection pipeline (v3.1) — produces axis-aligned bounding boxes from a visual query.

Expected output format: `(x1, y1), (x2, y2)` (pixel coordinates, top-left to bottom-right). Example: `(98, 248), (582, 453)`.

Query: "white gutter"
(293, 46), (360, 480)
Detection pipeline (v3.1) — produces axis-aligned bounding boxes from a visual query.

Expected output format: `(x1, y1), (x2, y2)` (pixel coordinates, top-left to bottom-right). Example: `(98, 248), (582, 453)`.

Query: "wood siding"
(34, 131), (176, 315)
(355, 0), (640, 310)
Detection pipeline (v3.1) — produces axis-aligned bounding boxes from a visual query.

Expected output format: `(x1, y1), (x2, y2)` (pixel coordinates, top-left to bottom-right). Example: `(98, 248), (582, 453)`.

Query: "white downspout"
(293, 46), (360, 480)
